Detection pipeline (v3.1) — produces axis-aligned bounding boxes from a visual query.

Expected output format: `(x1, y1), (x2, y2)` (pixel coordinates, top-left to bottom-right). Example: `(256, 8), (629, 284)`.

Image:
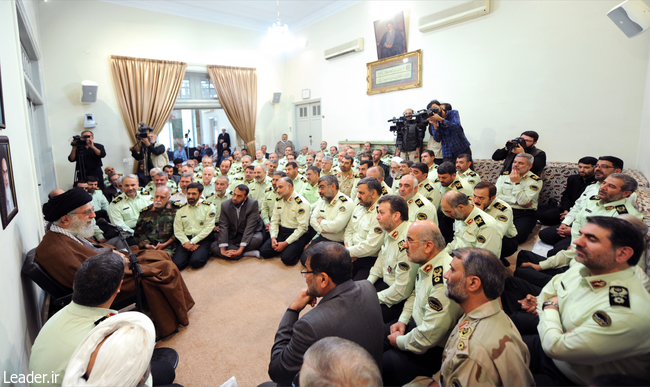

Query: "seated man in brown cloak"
(36, 187), (194, 338)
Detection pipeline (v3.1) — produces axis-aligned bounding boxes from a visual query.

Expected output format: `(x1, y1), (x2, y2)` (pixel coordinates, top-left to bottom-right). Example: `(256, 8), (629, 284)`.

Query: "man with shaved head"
(367, 166), (393, 197)
(397, 174), (437, 224)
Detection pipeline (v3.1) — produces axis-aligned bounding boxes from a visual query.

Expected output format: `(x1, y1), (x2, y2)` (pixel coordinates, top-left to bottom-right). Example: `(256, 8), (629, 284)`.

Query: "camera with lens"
(71, 134), (90, 148)
(136, 123), (153, 140)
(506, 137), (527, 152)
(414, 106), (441, 122)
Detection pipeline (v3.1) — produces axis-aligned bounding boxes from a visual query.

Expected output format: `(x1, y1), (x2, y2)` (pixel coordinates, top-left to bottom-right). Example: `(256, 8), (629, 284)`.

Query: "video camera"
(71, 134), (91, 148)
(387, 106), (441, 133)
(136, 123), (153, 140)
(506, 137), (527, 152)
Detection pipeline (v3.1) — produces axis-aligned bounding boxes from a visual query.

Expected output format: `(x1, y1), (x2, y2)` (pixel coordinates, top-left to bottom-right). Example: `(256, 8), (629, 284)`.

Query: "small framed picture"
(0, 136), (18, 228)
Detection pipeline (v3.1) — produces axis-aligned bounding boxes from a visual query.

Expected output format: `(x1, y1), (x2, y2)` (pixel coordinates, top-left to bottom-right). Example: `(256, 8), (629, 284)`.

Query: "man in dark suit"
(268, 242), (384, 386)
(217, 128), (231, 155)
(210, 184), (263, 259)
(102, 173), (120, 203)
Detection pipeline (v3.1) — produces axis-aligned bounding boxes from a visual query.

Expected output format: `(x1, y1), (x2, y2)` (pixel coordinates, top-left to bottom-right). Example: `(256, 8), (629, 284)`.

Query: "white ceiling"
(99, 0), (360, 33)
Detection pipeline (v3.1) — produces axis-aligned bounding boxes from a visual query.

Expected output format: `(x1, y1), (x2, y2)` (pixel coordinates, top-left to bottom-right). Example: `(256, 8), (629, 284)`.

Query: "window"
(178, 72), (218, 101)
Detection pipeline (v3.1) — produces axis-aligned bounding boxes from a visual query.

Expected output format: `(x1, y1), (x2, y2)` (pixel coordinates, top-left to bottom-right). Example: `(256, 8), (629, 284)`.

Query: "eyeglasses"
(300, 270), (315, 277)
(69, 209), (95, 217)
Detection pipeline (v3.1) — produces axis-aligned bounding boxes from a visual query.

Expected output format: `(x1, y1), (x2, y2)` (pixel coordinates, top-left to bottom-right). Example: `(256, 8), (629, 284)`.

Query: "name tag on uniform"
(123, 207), (130, 210)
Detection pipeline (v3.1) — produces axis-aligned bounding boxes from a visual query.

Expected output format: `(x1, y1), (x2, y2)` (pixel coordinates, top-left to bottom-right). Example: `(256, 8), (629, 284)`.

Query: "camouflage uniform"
(133, 201), (183, 257)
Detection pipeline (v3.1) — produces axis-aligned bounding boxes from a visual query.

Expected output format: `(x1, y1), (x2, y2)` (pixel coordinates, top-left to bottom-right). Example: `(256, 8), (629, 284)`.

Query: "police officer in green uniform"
(285, 161), (308, 193)
(349, 160), (373, 204)
(200, 167), (216, 198)
(473, 181), (519, 264)
(309, 175), (354, 245)
(108, 175), (152, 234)
(345, 177), (385, 280)
(299, 166), (321, 210)
(530, 216), (650, 386)
(383, 221), (463, 386)
(456, 153), (480, 188)
(367, 195), (416, 323)
(261, 172), (284, 237)
(296, 146), (309, 166)
(144, 171), (178, 195)
(441, 191), (503, 258)
(420, 150), (439, 181)
(336, 155), (358, 197)
(397, 175), (437, 225)
(170, 173), (193, 205)
(259, 177), (311, 266)
(411, 162), (442, 209)
(202, 175), (232, 223)
(133, 186), (181, 258)
(320, 156), (336, 177)
(172, 182), (217, 270)
(436, 162), (474, 243)
(249, 164), (270, 203)
(495, 153), (543, 244)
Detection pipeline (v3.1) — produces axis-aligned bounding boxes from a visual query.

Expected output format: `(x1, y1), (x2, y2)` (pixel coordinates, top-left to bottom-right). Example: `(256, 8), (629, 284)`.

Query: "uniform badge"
(398, 240), (406, 251)
(428, 297), (443, 311)
(466, 218), (473, 225)
(199, 221), (204, 226)
(432, 266), (443, 285)
(459, 326), (472, 339)
(398, 262), (410, 271)
(615, 205), (628, 214)
(339, 195), (348, 202)
(592, 310), (611, 327)
(417, 213), (428, 220)
(298, 208), (306, 215)
(374, 227), (382, 234)
(339, 206), (346, 212)
(590, 195), (600, 200)
(477, 235), (486, 243)
(415, 199), (424, 208)
(381, 187), (388, 195)
(530, 185), (539, 191)
(457, 341), (466, 350)
(609, 286), (630, 307)
(494, 202), (506, 211)
(208, 212), (216, 218)
(424, 184), (433, 192)
(295, 197), (303, 204)
(474, 215), (485, 227)
(531, 175), (541, 181)
(502, 171), (510, 175)
(387, 266), (392, 274)
(497, 215), (508, 222)
(391, 230), (399, 238)
(590, 279), (607, 288)
(454, 181), (463, 189)
(422, 264), (432, 274)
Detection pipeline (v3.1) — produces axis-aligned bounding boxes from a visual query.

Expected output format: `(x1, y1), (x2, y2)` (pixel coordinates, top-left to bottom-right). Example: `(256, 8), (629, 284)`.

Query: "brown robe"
(35, 231), (195, 337)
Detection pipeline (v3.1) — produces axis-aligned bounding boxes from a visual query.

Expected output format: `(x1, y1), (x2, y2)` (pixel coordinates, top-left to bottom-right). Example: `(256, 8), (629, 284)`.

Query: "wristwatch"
(542, 301), (560, 310)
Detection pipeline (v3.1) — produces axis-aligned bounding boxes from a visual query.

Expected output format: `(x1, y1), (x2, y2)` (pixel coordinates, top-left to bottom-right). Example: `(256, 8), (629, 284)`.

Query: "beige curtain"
(110, 55), (187, 146)
(207, 65), (257, 154)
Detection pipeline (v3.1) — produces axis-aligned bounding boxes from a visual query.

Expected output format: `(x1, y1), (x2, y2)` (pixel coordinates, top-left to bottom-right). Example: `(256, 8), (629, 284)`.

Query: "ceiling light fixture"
(263, 0), (305, 52)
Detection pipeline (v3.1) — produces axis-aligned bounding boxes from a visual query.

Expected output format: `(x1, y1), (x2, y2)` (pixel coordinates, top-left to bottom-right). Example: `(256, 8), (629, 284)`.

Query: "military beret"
(42, 187), (92, 222)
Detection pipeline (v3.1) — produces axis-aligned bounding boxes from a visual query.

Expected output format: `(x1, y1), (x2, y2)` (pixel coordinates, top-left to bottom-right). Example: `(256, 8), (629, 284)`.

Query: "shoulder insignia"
(477, 235), (486, 243)
(417, 213), (428, 220)
(424, 183), (433, 192)
(468, 179), (476, 184)
(398, 261), (410, 271)
(265, 187), (273, 192)
(502, 171), (510, 175)
(453, 181), (463, 189)
(474, 215), (486, 227)
(609, 286), (630, 307)
(530, 185), (539, 191)
(381, 186), (388, 195)
(497, 215), (508, 222)
(178, 202), (187, 208)
(468, 171), (477, 177)
(590, 195), (600, 200)
(339, 195), (348, 202)
(276, 197), (281, 201)
(202, 201), (211, 206)
(172, 201), (183, 208)
(428, 297), (443, 311)
(592, 310), (611, 327)
(140, 204), (153, 213)
(112, 197), (123, 204)
(141, 190), (150, 195)
(415, 199), (424, 208)
(295, 196), (303, 204)
(298, 208), (306, 215)
(615, 205), (629, 215)
(530, 175), (541, 181)
(434, 178), (440, 183)
(374, 227), (382, 234)
(208, 211), (216, 218)
(432, 266), (443, 285)
(339, 206), (346, 212)
(494, 202), (506, 211)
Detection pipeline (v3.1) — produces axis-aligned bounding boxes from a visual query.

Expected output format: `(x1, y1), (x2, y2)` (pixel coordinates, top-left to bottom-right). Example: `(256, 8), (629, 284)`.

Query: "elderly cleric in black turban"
(42, 187), (92, 222)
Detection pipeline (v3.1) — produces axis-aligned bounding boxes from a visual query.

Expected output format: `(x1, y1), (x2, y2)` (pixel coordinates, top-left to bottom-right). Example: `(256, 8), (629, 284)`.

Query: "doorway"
(294, 100), (322, 150)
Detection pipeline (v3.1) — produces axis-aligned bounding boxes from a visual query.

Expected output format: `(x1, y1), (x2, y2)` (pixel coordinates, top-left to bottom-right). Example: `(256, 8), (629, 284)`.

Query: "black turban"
(43, 187), (92, 222)
(173, 158), (183, 165)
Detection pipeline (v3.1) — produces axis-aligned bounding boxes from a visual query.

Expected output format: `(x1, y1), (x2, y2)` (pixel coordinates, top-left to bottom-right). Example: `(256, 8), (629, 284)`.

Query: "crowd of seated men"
(30, 128), (650, 386)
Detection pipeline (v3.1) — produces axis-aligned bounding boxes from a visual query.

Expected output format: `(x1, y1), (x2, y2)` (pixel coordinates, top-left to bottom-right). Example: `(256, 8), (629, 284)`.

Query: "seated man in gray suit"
(210, 184), (263, 260)
(268, 242), (384, 386)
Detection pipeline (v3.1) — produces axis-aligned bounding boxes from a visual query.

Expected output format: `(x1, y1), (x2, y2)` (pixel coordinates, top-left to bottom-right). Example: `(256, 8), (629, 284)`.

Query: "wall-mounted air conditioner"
(324, 38), (364, 60)
(419, 0), (491, 33)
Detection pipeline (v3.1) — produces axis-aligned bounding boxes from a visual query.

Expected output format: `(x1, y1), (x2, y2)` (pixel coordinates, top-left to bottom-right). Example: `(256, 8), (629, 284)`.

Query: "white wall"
(0, 1), (49, 383)
(638, 42), (650, 178)
(285, 0), (650, 167)
(37, 0), (290, 189)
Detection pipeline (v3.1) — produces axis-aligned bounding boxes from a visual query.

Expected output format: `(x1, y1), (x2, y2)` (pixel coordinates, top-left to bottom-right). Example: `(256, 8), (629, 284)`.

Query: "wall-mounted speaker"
(271, 91), (281, 105)
(81, 80), (98, 104)
(607, 0), (650, 38)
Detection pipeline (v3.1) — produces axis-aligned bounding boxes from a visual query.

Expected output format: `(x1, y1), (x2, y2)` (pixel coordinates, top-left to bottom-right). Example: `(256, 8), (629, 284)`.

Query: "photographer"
(394, 108), (424, 161)
(426, 100), (471, 163)
(492, 131), (546, 176)
(130, 124), (168, 184)
(68, 130), (106, 189)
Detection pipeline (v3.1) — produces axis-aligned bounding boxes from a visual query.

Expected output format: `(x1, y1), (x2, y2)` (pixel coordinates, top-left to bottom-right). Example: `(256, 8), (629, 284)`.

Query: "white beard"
(68, 216), (95, 239)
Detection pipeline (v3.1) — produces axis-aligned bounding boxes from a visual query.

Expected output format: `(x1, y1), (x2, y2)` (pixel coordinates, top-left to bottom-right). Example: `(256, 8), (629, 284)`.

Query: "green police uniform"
(309, 192), (354, 242)
(299, 182), (320, 210)
(418, 177), (443, 209)
(269, 192), (311, 244)
(296, 153), (307, 166)
(169, 190), (187, 205)
(367, 220), (417, 307)
(391, 175), (402, 192)
(291, 175), (308, 194)
(90, 190), (109, 212)
(537, 263), (650, 385)
(397, 251), (463, 353)
(428, 164), (439, 181)
(202, 181), (216, 198)
(484, 198), (518, 238)
(108, 190), (153, 234)
(336, 170), (358, 198)
(249, 179), (270, 204)
(458, 169), (481, 188)
(277, 157), (288, 172)
(320, 168), (336, 177)
(173, 200), (217, 245)
(438, 175), (474, 198)
(439, 299), (534, 387)
(203, 191), (232, 222)
(229, 161), (243, 176)
(560, 182), (640, 227)
(133, 201), (182, 257)
(344, 200), (384, 259)
(144, 180), (177, 195)
(261, 187), (278, 226)
(406, 193), (438, 224)
(495, 170), (543, 210)
(444, 206), (503, 257)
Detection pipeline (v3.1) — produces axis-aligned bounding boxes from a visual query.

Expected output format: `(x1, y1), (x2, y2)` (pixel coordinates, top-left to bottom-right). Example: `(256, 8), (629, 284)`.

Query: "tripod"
(73, 147), (88, 186)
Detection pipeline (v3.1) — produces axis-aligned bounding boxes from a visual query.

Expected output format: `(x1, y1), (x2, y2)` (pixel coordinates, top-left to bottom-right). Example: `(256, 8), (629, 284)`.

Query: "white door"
(295, 101), (322, 150)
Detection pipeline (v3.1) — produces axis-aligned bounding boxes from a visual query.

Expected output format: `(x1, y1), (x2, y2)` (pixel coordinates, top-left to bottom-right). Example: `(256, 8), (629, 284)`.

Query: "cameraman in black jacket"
(68, 130), (107, 189)
(394, 108), (425, 161)
(130, 125), (167, 184)
(492, 130), (546, 176)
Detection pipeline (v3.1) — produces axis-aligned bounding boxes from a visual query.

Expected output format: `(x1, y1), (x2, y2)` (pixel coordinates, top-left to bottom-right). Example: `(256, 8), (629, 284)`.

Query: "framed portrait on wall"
(0, 136), (17, 228)
(374, 11), (407, 60)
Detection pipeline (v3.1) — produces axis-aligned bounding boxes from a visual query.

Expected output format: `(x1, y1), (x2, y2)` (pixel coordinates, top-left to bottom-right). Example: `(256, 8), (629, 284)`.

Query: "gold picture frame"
(366, 49), (422, 95)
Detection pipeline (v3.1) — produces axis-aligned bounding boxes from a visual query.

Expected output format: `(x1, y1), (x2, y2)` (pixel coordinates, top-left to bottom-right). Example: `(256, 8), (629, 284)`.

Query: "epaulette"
(339, 195), (348, 202)
(468, 171), (477, 177)
(140, 204), (153, 213)
(530, 175), (541, 181)
(171, 201), (183, 208)
(415, 198), (424, 208)
(205, 192), (215, 198)
(141, 189), (150, 196)
(590, 195), (600, 200)
(424, 183), (433, 192)
(171, 189), (178, 195)
(494, 202), (507, 211)
(276, 197), (281, 201)
(434, 178), (440, 183)
(474, 215), (486, 227)
(609, 286), (630, 308)
(453, 181), (463, 189)
(354, 173), (359, 179)
(295, 196), (303, 204)
(432, 266), (444, 285)
(201, 201), (211, 206)
(502, 171), (510, 175)
(112, 196), (123, 204)
(615, 205), (629, 215)
(381, 186), (388, 195)
(265, 187), (273, 193)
